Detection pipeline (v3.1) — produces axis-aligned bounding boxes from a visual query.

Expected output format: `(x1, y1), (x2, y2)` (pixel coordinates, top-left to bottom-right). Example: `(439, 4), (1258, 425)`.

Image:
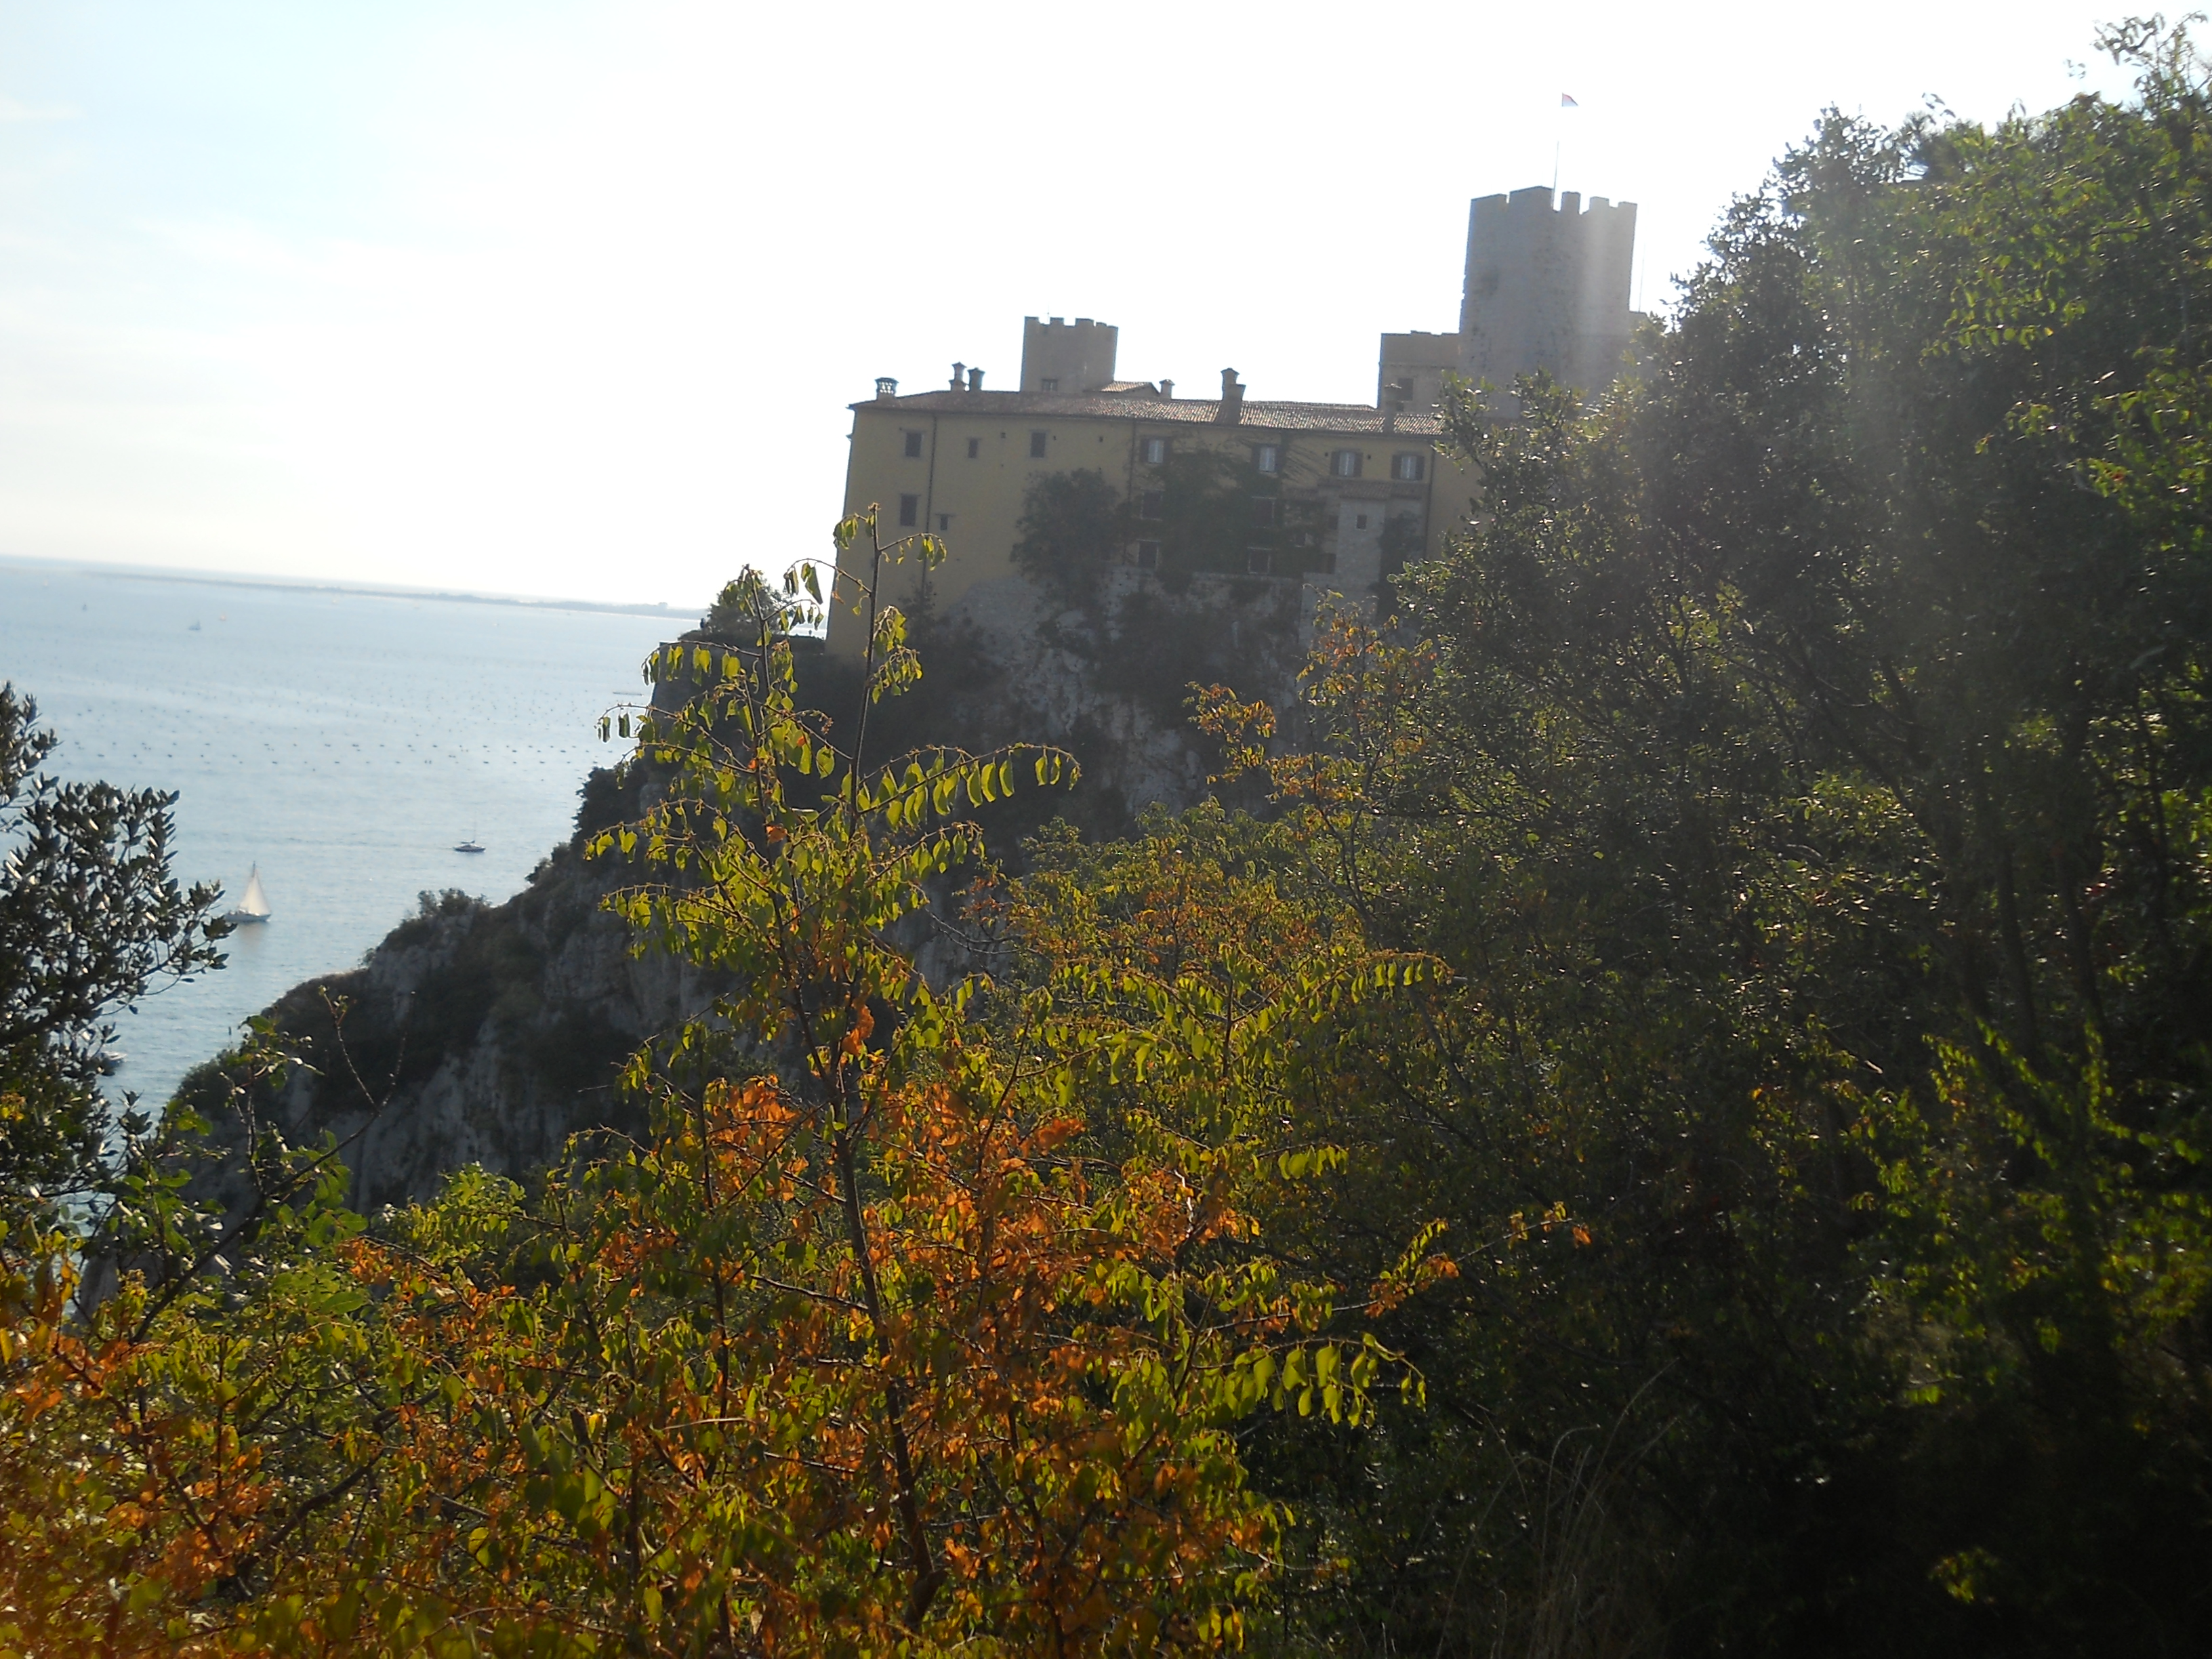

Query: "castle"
(216, 190), (1647, 1219)
(827, 188), (1640, 660)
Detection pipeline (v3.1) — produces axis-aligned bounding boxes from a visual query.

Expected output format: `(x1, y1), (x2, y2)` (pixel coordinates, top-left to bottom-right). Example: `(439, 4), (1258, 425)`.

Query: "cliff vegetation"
(8, 20), (2212, 1654)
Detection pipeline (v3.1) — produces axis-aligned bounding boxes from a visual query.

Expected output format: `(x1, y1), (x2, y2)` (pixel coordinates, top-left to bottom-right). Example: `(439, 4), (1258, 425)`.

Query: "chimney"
(968, 366), (983, 392)
(874, 377), (898, 401)
(1215, 367), (1244, 425)
(1159, 378), (1174, 399)
(951, 362), (966, 391)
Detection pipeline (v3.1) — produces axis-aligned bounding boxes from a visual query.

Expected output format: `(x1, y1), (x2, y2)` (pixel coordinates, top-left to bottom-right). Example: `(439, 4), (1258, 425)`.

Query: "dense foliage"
(9, 21), (2212, 1654)
(1194, 21), (2212, 1651)
(1010, 466), (1128, 593)
(0, 686), (226, 1229)
(0, 527), (1442, 1654)
(1011, 453), (1324, 590)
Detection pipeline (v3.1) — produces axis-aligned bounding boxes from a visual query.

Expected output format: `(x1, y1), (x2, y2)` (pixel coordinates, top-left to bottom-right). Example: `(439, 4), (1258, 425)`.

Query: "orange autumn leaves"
(3, 1048), (1319, 1654)
(304, 1059), (1295, 1655)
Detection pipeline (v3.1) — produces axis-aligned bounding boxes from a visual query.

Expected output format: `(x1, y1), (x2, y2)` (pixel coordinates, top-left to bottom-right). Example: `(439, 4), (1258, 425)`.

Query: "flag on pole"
(1561, 93), (1579, 107)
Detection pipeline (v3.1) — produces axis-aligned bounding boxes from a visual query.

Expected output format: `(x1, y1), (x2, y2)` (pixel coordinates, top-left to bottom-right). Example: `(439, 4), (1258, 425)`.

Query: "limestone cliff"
(816, 565), (1309, 840)
(176, 817), (717, 1214)
(186, 567), (1309, 1210)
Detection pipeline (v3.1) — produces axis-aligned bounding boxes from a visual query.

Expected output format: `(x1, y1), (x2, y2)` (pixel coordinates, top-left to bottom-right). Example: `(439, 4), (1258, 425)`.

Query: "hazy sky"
(0, 2), (2141, 608)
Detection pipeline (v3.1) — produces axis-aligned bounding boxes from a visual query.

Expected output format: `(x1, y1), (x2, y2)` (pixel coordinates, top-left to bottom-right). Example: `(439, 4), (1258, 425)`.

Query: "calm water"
(0, 559), (683, 1108)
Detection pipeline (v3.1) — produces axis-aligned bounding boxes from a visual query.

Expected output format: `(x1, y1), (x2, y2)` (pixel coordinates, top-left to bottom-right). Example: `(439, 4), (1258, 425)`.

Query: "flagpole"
(1554, 93), (1574, 202)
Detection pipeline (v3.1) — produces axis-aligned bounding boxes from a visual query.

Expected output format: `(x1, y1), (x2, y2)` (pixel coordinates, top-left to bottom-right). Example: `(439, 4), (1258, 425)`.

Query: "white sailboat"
(224, 864), (272, 926)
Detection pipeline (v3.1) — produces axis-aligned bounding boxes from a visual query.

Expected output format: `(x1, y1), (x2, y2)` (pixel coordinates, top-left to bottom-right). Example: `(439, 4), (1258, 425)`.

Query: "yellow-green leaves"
(964, 759), (1015, 806)
(863, 747), (1076, 838)
(1277, 1145), (1348, 1181)
(1232, 1338), (1389, 1425)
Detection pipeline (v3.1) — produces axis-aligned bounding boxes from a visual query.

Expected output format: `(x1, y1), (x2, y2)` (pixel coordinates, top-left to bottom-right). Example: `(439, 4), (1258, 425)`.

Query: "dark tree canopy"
(0, 684), (225, 1217)
(1224, 21), (2212, 1654)
(1012, 454), (1328, 588)
(1010, 466), (1126, 589)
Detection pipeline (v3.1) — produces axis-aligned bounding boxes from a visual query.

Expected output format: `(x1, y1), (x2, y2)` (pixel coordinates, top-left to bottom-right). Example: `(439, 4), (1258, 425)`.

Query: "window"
(1391, 451), (1427, 481)
(899, 493), (920, 527)
(1354, 513), (1370, 531)
(937, 514), (951, 533)
(1253, 443), (1281, 473)
(1141, 436), (1169, 466)
(1138, 490), (1164, 520)
(1330, 449), (1362, 478)
(1246, 550), (1273, 575)
(903, 430), (924, 459)
(1251, 497), (1277, 528)
(1029, 430), (1048, 458)
(966, 436), (981, 459)
(1134, 540), (1161, 569)
(1040, 377), (1059, 391)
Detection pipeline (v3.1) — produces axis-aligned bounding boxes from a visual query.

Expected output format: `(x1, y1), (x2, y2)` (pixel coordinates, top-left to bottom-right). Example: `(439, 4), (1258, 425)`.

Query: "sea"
(0, 558), (688, 1110)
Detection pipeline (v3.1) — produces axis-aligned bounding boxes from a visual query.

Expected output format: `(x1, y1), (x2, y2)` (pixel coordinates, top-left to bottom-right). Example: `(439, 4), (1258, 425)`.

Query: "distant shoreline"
(0, 554), (699, 620)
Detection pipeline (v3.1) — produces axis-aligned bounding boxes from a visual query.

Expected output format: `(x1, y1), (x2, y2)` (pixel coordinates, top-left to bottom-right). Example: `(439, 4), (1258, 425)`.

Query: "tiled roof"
(851, 388), (1445, 436)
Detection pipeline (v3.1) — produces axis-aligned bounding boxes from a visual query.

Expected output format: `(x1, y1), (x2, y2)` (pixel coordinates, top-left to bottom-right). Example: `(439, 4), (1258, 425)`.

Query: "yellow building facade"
(826, 320), (1473, 660)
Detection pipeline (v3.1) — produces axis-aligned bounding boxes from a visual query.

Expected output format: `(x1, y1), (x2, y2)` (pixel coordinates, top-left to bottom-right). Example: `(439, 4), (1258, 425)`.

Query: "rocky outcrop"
(186, 567), (1311, 1212)
(833, 566), (1309, 841)
(178, 824), (719, 1215)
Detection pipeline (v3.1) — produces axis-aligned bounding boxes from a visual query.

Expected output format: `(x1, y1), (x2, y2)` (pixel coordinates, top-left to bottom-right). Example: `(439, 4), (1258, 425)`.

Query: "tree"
(1010, 453), (1326, 592)
(1011, 467), (1126, 594)
(1148, 449), (1319, 579)
(0, 684), (226, 1225)
(1185, 22), (2212, 1653)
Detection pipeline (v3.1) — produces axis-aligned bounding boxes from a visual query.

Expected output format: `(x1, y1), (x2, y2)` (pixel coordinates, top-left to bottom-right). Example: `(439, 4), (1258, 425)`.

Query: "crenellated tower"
(1460, 187), (1636, 394)
(1019, 316), (1119, 393)
(1380, 186), (1639, 410)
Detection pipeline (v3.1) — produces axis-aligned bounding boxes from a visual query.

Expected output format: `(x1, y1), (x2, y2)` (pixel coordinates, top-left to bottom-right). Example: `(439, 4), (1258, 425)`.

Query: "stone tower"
(1458, 187), (1637, 396)
(1019, 316), (1119, 394)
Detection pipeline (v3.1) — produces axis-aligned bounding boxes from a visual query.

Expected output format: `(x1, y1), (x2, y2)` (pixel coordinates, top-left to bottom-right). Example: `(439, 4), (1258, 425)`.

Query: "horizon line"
(0, 551), (710, 621)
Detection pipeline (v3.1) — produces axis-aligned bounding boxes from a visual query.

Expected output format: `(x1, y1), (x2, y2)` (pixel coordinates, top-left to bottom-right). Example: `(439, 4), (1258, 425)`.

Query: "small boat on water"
(224, 865), (271, 926)
(453, 838), (486, 855)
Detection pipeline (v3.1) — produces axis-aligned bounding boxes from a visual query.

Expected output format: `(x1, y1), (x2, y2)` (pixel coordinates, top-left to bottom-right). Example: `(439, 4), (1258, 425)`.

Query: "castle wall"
(830, 391), (1473, 661)
(1333, 495), (1388, 591)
